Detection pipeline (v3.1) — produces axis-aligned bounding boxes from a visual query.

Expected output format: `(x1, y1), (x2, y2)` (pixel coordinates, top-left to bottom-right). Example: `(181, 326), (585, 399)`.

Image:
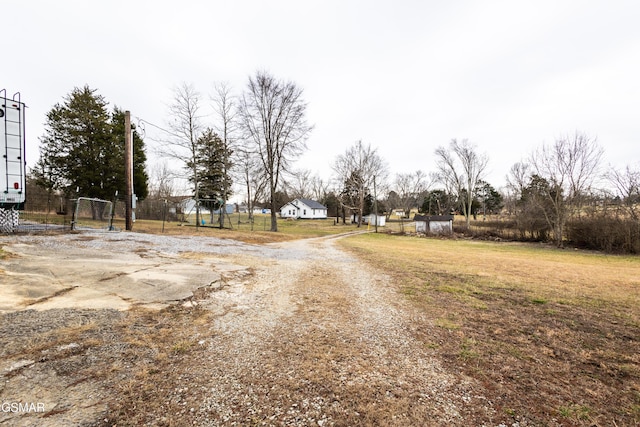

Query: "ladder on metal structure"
(0, 89), (26, 210)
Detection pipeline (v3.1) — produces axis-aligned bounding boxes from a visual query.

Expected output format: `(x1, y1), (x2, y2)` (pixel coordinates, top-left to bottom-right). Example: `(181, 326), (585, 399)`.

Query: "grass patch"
(558, 403), (593, 421)
(171, 340), (193, 354)
(0, 246), (14, 260)
(340, 233), (640, 425)
(435, 316), (460, 330)
(459, 338), (480, 361)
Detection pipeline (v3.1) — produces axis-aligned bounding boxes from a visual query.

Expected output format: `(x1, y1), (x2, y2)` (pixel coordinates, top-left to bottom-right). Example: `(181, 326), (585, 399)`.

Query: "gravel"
(1, 231), (498, 426)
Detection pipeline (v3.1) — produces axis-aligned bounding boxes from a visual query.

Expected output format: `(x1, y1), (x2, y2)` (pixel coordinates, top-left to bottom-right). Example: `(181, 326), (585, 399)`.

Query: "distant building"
(280, 198), (328, 219)
(414, 214), (454, 234)
(363, 214), (386, 226)
(180, 199), (234, 215)
(213, 204), (235, 215)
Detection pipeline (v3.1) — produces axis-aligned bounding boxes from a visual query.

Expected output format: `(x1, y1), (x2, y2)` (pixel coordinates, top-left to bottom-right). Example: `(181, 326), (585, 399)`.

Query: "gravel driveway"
(0, 231), (494, 426)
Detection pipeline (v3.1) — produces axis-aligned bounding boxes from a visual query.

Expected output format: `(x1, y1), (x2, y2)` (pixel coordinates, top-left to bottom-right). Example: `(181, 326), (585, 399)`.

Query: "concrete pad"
(0, 234), (234, 313)
(26, 286), (132, 311)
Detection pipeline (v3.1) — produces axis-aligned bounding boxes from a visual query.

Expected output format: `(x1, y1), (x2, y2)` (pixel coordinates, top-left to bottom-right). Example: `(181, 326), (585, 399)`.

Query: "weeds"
(171, 340), (192, 354)
(558, 403), (592, 421)
(435, 315), (460, 331)
(458, 338), (480, 361)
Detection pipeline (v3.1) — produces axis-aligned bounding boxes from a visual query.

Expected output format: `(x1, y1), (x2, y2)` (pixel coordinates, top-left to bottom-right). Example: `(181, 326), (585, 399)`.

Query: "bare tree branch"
(434, 139), (489, 228)
(607, 163), (640, 221)
(239, 71), (313, 231)
(529, 131), (604, 246)
(159, 82), (204, 226)
(333, 140), (388, 227)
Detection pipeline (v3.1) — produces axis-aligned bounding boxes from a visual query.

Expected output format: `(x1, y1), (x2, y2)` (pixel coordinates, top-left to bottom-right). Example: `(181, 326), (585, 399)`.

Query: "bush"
(567, 217), (640, 254)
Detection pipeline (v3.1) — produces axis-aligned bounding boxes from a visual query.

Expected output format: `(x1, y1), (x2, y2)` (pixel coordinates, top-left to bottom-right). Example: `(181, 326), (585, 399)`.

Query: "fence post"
(70, 199), (77, 230)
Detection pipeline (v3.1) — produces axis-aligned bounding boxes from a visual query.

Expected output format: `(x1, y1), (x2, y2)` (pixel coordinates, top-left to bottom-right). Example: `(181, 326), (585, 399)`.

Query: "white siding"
(280, 199), (327, 219)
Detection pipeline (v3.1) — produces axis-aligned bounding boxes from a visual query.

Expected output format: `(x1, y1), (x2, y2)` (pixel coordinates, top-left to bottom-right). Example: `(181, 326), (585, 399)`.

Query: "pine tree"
(188, 128), (232, 222)
(34, 86), (148, 202)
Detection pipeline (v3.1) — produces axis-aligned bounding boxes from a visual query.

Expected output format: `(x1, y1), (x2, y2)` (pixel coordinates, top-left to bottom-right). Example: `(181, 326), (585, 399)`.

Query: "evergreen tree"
(34, 86), (148, 201)
(39, 85), (113, 198)
(474, 181), (503, 215)
(421, 189), (453, 215)
(188, 128), (233, 217)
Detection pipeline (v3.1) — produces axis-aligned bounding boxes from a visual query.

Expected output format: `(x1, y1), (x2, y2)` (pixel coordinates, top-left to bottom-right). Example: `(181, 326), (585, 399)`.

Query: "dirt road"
(0, 231), (496, 426)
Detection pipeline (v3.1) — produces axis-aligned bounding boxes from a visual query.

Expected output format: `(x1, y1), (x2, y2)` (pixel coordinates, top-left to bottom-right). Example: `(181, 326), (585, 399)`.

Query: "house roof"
(414, 214), (454, 222)
(289, 198), (327, 210)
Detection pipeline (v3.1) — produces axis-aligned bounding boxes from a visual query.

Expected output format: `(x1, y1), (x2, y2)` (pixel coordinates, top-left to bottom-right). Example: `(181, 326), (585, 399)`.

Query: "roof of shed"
(413, 214), (454, 222)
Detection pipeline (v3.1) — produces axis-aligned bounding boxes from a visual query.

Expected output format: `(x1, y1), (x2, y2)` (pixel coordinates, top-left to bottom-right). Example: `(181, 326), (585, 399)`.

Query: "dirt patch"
(0, 309), (126, 426)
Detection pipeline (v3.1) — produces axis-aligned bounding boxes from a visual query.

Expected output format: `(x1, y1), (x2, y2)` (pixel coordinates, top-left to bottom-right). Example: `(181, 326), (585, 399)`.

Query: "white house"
(280, 198), (328, 219)
(414, 214), (454, 234)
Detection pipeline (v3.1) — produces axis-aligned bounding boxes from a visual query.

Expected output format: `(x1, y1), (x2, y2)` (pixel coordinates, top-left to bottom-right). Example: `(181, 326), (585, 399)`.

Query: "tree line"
(31, 71), (314, 232)
(31, 75), (640, 252)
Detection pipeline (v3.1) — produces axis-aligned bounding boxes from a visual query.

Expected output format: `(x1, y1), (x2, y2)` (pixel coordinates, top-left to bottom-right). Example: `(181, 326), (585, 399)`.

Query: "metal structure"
(71, 197), (114, 231)
(0, 90), (26, 232)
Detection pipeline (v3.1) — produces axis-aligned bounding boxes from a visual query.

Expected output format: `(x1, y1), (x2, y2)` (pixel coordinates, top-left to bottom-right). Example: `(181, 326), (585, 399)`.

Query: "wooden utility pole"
(373, 176), (378, 233)
(125, 111), (133, 231)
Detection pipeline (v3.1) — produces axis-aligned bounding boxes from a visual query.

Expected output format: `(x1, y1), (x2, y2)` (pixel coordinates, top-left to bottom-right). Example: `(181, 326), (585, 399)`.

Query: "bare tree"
(506, 161), (531, 199)
(239, 71), (313, 231)
(504, 161), (531, 216)
(211, 82), (238, 228)
(160, 83), (204, 226)
(529, 131), (604, 246)
(149, 161), (176, 199)
(285, 168), (312, 199)
(434, 139), (489, 229)
(393, 170), (429, 217)
(284, 170), (330, 203)
(333, 140), (388, 227)
(236, 146), (268, 223)
(606, 163), (640, 221)
(211, 82), (238, 149)
(310, 175), (331, 205)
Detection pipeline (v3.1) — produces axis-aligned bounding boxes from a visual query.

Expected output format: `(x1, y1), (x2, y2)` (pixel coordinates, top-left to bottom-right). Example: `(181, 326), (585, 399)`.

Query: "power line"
(133, 117), (182, 140)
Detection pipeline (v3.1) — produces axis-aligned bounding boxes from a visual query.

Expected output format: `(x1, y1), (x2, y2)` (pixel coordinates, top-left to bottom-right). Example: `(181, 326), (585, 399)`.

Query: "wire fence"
(2, 193), (228, 234)
(1, 194), (179, 234)
(1, 196), (71, 233)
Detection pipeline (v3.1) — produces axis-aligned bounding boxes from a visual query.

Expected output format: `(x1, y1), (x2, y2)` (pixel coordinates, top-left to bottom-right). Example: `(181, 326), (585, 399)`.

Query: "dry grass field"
(339, 233), (640, 425)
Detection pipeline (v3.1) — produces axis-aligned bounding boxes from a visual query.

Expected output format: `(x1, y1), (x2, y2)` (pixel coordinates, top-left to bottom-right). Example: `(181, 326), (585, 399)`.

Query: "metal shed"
(414, 214), (454, 234)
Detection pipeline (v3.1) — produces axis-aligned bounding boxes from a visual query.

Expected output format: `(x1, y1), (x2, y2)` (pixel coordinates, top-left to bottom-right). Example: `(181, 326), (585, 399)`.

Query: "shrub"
(567, 217), (640, 253)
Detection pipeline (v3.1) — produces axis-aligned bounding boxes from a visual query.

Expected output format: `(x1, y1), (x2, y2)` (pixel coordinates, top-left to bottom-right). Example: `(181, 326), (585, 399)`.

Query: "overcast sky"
(4, 1), (640, 194)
